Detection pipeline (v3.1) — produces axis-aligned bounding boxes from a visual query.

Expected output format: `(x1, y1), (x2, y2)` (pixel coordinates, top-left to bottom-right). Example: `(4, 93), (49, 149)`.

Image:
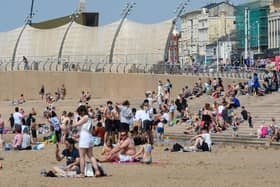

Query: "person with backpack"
(185, 129), (212, 152)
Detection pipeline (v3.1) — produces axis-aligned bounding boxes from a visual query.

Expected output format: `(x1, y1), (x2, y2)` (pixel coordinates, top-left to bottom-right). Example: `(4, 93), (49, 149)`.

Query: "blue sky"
(0, 0), (248, 32)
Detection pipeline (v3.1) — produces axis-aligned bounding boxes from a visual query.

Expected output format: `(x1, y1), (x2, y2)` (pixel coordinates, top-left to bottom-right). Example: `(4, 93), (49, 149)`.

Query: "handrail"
(0, 58), (279, 81)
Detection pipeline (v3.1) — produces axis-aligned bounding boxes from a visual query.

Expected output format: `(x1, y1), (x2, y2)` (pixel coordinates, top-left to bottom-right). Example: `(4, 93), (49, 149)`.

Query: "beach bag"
(84, 162), (94, 177)
(172, 143), (184, 152)
(200, 141), (209, 152)
(92, 136), (101, 146)
(84, 162), (107, 177)
(33, 143), (45, 150)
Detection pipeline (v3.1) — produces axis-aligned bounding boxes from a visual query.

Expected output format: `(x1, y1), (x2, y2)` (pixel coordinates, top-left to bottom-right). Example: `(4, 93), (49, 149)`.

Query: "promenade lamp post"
(109, 2), (136, 64)
(57, 11), (80, 64)
(164, 0), (190, 64)
(11, 0), (36, 70)
(256, 21), (260, 54)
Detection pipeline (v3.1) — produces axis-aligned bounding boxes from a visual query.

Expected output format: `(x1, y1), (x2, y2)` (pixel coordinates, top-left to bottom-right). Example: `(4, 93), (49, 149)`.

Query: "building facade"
(180, 2), (236, 64)
(268, 0), (280, 51)
(236, 0), (270, 57)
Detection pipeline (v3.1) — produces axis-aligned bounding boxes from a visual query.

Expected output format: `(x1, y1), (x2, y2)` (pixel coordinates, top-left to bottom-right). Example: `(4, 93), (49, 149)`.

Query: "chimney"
(79, 0), (86, 13)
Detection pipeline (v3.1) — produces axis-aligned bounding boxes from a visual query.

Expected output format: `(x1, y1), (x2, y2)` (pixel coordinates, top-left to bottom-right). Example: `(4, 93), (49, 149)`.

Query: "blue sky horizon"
(0, 0), (248, 32)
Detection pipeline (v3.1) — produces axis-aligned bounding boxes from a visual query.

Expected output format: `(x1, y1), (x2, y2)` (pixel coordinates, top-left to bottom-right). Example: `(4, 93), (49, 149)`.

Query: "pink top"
(13, 133), (23, 147)
(0, 118), (4, 128)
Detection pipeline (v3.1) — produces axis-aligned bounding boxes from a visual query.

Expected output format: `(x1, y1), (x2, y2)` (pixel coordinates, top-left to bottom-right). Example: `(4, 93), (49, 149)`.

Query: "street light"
(109, 2), (136, 63)
(256, 21), (260, 54)
(57, 11), (80, 64)
(11, 0), (37, 70)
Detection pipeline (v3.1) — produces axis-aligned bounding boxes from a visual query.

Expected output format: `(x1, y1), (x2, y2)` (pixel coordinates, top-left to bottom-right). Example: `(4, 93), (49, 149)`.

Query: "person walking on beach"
(39, 85), (45, 100)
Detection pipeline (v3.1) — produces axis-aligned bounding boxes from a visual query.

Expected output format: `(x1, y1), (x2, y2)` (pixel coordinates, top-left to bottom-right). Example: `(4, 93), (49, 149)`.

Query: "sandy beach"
(1, 143), (280, 187)
(0, 97), (279, 187)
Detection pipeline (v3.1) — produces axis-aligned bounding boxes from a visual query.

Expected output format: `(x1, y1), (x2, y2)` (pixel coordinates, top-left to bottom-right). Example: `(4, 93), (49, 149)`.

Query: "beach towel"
(112, 160), (165, 166)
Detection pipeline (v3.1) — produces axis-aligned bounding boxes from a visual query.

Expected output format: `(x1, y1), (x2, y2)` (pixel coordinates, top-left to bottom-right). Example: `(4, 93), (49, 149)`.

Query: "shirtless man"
(103, 101), (114, 144)
(112, 105), (120, 142)
(102, 131), (136, 162)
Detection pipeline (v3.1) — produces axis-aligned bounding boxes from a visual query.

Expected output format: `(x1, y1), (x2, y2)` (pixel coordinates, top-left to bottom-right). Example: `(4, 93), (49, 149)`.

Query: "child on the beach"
(31, 118), (37, 143)
(132, 136), (152, 164)
(100, 138), (113, 162)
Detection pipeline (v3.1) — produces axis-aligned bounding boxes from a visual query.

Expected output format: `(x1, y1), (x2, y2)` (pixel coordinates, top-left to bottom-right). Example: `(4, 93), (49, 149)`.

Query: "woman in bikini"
(132, 136), (152, 164)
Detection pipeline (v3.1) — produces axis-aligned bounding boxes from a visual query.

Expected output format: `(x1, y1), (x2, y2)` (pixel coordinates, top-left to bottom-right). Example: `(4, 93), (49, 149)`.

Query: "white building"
(180, 2), (236, 64)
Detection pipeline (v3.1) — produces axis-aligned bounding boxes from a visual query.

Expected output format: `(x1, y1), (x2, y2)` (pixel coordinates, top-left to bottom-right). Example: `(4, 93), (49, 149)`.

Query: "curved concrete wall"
(0, 71), (245, 101)
(0, 19), (172, 64)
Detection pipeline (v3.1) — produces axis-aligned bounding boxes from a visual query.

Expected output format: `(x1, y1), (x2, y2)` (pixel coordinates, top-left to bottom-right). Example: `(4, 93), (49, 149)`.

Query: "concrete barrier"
(0, 71), (246, 101)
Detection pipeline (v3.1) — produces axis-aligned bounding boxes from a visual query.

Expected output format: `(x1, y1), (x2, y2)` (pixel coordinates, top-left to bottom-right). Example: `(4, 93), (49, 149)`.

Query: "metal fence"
(0, 56), (277, 81)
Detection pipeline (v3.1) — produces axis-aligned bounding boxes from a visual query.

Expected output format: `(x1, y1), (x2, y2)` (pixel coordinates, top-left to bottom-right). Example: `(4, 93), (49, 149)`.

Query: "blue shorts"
(0, 128), (3, 134)
(157, 127), (164, 134)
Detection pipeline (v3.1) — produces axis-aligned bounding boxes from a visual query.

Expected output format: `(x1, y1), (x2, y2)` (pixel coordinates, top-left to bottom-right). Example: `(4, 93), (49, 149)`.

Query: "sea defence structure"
(0, 19), (172, 65)
(0, 71), (245, 101)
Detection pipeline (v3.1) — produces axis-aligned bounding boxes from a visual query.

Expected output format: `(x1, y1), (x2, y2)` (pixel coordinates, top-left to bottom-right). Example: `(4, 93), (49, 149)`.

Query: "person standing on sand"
(39, 85), (45, 100)
(13, 107), (23, 131)
(73, 105), (101, 177)
(8, 114), (15, 133)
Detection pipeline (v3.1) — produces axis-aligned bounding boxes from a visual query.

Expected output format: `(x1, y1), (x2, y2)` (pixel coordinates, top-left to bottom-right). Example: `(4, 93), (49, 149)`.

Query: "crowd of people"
(0, 71), (279, 176)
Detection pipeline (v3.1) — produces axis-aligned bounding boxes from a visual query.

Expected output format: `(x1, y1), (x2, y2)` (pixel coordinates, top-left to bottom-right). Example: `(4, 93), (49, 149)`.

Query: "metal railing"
(0, 56), (278, 80)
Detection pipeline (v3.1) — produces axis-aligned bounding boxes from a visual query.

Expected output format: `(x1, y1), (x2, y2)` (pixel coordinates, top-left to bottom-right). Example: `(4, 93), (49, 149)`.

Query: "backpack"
(171, 143), (184, 152)
(200, 141), (210, 152)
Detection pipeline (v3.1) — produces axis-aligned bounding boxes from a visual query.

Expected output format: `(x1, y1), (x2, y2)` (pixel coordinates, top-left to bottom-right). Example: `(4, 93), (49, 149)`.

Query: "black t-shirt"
(62, 148), (80, 166)
(241, 110), (248, 120)
(26, 117), (35, 127)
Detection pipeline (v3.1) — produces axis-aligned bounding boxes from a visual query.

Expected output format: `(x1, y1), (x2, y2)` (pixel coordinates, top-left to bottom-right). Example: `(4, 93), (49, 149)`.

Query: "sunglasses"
(120, 133), (127, 137)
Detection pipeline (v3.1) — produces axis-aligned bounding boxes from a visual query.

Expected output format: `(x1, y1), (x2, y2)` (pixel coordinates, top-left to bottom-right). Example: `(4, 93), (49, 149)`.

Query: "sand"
(1, 143), (280, 187)
(0, 100), (280, 187)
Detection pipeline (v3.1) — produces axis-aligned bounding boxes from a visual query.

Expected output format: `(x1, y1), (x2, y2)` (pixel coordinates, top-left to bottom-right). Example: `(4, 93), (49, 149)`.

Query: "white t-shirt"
(162, 113), (169, 122)
(135, 110), (145, 121)
(118, 105), (132, 124)
(158, 85), (163, 96)
(218, 105), (225, 114)
(13, 112), (23, 125)
(135, 109), (152, 122)
(202, 133), (212, 149)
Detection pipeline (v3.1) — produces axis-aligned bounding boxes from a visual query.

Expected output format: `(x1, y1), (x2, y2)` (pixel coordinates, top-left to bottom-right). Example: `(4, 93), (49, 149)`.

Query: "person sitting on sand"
(21, 128), (32, 150)
(17, 94), (26, 105)
(13, 128), (23, 150)
(103, 131), (136, 162)
(132, 136), (152, 164)
(52, 138), (80, 176)
(100, 138), (113, 160)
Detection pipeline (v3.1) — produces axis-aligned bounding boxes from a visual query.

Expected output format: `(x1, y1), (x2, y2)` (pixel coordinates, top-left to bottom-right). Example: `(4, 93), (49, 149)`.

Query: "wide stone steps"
(164, 92), (280, 146)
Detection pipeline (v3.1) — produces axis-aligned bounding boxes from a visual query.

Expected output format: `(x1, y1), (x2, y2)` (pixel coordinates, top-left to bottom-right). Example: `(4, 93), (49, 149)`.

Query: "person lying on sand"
(52, 138), (80, 176)
(184, 129), (212, 152)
